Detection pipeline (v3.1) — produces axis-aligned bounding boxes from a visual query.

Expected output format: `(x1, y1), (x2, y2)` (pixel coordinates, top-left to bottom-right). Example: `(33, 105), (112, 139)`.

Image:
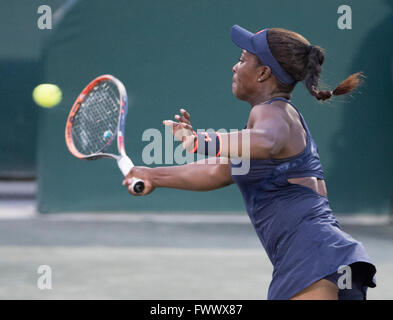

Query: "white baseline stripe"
(38, 212), (391, 225)
(0, 200), (390, 225)
(38, 212), (251, 224)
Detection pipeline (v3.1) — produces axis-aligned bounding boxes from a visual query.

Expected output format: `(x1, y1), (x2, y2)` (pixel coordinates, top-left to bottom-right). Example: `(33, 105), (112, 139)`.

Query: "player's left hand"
(163, 108), (195, 151)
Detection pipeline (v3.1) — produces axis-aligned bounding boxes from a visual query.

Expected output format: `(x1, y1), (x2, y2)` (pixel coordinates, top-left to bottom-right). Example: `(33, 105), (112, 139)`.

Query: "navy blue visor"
(230, 25), (295, 85)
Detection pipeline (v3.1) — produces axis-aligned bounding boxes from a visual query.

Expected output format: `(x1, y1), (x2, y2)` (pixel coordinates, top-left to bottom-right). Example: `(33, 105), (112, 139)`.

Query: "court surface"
(0, 199), (392, 300)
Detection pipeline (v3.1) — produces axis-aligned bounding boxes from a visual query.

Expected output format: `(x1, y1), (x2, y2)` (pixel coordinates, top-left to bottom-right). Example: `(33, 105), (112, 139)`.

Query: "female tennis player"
(122, 25), (376, 300)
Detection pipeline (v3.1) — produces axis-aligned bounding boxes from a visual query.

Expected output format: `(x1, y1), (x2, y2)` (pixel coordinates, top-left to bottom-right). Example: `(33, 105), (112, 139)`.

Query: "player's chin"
(232, 83), (246, 101)
(232, 82), (238, 97)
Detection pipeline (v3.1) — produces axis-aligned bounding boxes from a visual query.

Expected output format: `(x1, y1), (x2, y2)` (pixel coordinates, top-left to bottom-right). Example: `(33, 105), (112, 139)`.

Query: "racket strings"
(72, 81), (121, 155)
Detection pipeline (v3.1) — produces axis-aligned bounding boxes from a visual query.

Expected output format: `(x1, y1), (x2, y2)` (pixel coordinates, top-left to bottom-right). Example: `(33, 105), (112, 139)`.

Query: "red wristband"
(187, 131), (198, 154)
(216, 132), (222, 157)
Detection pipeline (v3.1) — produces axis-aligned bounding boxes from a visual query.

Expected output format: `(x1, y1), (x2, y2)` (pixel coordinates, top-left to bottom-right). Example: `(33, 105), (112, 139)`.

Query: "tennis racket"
(65, 74), (144, 194)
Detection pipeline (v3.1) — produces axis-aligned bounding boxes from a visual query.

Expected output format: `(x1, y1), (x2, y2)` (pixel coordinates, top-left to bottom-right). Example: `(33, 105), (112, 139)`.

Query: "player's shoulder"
(249, 101), (286, 125)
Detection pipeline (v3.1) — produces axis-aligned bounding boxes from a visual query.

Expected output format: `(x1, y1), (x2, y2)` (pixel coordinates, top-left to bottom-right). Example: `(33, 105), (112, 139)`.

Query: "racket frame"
(65, 75), (136, 177)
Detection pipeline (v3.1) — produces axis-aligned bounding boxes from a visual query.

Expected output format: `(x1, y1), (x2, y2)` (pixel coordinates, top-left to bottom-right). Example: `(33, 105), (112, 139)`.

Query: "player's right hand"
(122, 166), (155, 196)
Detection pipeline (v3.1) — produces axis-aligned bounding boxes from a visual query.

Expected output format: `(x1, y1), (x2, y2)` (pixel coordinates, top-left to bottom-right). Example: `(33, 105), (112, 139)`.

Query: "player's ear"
(257, 65), (272, 82)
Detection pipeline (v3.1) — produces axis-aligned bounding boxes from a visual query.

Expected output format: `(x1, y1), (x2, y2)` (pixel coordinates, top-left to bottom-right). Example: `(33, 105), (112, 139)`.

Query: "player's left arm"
(165, 106), (289, 160)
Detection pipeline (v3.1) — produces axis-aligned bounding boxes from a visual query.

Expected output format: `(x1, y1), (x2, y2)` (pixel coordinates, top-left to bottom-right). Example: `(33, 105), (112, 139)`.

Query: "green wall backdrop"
(0, 0), (65, 178)
(10, 0), (391, 213)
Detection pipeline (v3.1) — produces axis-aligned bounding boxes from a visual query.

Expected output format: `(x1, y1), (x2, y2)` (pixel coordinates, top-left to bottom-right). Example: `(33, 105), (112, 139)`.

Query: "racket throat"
(117, 155), (134, 176)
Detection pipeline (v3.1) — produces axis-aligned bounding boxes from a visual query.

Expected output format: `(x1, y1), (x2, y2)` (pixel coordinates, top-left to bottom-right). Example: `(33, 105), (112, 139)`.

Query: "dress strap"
(265, 97), (311, 136)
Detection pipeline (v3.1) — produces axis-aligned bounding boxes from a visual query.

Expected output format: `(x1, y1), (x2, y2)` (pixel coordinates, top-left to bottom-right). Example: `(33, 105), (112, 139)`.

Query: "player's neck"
(249, 92), (291, 107)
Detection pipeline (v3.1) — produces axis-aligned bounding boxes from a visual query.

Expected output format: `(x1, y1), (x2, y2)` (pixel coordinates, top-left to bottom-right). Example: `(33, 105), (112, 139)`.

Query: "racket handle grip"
(118, 156), (134, 176)
(117, 156), (145, 194)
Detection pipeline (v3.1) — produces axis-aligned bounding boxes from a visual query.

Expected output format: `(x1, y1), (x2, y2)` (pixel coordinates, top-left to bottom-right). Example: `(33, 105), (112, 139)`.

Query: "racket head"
(65, 74), (129, 160)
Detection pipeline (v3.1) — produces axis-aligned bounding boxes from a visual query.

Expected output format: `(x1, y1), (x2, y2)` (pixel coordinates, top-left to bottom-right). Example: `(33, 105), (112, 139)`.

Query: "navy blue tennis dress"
(230, 97), (376, 300)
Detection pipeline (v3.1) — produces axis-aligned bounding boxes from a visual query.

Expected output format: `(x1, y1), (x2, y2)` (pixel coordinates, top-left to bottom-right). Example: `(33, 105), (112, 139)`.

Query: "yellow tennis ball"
(32, 84), (62, 108)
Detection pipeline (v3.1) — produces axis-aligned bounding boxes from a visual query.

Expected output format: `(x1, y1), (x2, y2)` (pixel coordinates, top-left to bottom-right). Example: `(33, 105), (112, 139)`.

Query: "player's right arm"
(122, 158), (233, 196)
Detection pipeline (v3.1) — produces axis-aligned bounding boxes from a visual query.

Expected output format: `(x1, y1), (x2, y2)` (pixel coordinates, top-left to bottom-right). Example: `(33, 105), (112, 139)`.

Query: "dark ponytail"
(266, 28), (364, 101)
(304, 45), (364, 101)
